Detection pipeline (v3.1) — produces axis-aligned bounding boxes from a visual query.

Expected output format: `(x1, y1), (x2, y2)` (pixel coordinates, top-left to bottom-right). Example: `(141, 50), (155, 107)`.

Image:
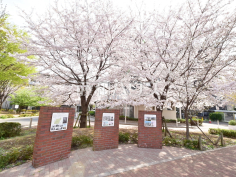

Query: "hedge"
(209, 128), (236, 138)
(88, 111), (95, 116)
(0, 122), (21, 138)
(71, 135), (93, 149)
(164, 119), (177, 123)
(209, 112), (223, 121)
(191, 118), (203, 126)
(119, 116), (138, 121)
(119, 132), (130, 143)
(229, 120), (236, 125)
(177, 118), (203, 126)
(0, 145), (33, 168)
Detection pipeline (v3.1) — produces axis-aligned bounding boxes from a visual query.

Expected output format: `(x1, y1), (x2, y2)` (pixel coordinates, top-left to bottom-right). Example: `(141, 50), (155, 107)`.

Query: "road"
(0, 117), (231, 131)
(0, 116), (39, 127)
(0, 116), (96, 127)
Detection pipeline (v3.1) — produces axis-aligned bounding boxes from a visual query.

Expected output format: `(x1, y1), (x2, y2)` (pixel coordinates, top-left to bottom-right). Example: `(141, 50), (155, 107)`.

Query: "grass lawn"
(0, 126), (236, 171)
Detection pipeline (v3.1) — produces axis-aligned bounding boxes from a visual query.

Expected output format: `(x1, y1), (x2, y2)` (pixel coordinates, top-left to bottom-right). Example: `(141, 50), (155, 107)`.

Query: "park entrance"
(32, 107), (162, 168)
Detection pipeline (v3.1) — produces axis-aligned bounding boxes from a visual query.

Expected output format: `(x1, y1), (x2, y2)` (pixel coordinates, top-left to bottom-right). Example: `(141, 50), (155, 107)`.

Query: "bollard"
(197, 120), (199, 127)
(220, 132), (224, 146)
(29, 118), (33, 128)
(209, 119), (211, 123)
(198, 135), (202, 151)
(217, 120), (219, 128)
(176, 119), (178, 127)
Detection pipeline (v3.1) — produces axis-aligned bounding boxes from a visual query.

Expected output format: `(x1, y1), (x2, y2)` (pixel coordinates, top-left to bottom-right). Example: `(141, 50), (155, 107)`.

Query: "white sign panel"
(50, 113), (69, 132)
(144, 114), (156, 127)
(102, 113), (115, 127)
(15, 105), (19, 109)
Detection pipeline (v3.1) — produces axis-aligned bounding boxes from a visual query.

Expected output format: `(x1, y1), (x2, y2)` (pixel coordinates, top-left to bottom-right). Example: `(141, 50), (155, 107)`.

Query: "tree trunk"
(184, 109), (190, 140)
(80, 96), (88, 128)
(19, 105), (24, 113)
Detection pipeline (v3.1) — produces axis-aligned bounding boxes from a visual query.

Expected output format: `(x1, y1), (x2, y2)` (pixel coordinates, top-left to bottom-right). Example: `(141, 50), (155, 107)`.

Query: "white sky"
(4, 0), (185, 28)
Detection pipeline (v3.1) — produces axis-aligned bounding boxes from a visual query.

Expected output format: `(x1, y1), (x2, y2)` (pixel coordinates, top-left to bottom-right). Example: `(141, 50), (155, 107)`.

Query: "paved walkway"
(1, 144), (236, 177)
(110, 145), (236, 177)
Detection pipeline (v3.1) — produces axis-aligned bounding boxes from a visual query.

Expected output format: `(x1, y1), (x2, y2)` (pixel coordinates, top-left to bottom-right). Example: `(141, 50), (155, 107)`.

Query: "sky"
(3, 0), (185, 28)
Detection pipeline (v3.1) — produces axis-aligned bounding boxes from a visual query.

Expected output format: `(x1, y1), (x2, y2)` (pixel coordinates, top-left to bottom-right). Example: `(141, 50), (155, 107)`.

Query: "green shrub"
(0, 122), (21, 138)
(119, 132), (130, 143)
(163, 137), (182, 146)
(229, 120), (236, 126)
(20, 145), (34, 160)
(209, 112), (223, 121)
(89, 111), (95, 116)
(127, 117), (138, 121)
(177, 118), (202, 126)
(0, 145), (33, 168)
(130, 132), (138, 143)
(30, 113), (39, 116)
(71, 135), (93, 149)
(191, 118), (203, 126)
(6, 114), (14, 118)
(183, 139), (199, 150)
(177, 118), (185, 123)
(8, 109), (14, 114)
(119, 116), (138, 121)
(164, 119), (177, 123)
(31, 110), (39, 114)
(119, 115), (127, 120)
(20, 114), (31, 117)
(209, 128), (236, 138)
(0, 115), (7, 119)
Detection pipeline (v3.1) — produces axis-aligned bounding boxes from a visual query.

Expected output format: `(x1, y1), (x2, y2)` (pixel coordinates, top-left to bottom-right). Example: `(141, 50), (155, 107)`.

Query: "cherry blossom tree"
(21, 0), (133, 127)
(123, 0), (236, 139)
(171, 0), (236, 139)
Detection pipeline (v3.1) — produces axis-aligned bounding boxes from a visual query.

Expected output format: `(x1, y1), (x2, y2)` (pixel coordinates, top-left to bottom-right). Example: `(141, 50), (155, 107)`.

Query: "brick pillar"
(138, 111), (162, 149)
(93, 109), (119, 151)
(32, 107), (75, 168)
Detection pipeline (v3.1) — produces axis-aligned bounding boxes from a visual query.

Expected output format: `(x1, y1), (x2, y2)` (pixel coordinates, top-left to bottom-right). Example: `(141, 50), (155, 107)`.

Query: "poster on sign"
(50, 113), (69, 132)
(102, 113), (115, 127)
(144, 114), (156, 127)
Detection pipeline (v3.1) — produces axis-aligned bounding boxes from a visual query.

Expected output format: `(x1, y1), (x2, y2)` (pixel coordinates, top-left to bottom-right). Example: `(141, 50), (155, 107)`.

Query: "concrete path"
(1, 144), (236, 177)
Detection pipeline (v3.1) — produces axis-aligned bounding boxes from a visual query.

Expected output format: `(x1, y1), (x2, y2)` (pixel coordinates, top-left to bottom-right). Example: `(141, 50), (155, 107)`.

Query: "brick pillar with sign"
(32, 107), (75, 168)
(138, 110), (162, 149)
(93, 109), (120, 151)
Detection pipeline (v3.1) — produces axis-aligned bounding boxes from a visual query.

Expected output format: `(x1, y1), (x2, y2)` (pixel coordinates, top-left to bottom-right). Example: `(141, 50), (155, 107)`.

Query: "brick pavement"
(109, 145), (236, 177)
(1, 144), (236, 177)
